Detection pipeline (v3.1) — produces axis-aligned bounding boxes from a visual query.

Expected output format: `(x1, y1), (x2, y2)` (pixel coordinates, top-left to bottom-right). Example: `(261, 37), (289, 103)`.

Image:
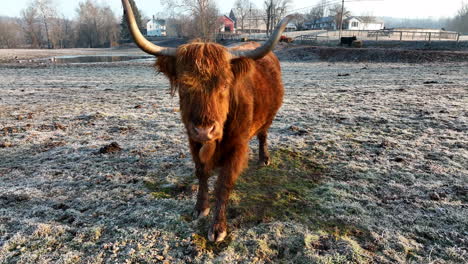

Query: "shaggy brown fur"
(155, 41), (284, 241)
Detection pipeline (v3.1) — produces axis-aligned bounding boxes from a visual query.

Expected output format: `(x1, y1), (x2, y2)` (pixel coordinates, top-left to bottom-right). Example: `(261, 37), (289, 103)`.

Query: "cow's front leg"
(208, 143), (248, 242)
(190, 141), (214, 219)
(257, 130), (271, 166)
(194, 163), (211, 218)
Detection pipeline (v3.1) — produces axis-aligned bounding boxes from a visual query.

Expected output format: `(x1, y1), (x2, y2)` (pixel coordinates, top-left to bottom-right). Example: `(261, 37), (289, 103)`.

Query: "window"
(352, 22), (359, 27)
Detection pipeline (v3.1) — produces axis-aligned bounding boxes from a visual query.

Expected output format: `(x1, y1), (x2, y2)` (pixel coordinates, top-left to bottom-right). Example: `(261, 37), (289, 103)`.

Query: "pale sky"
(0, 0), (465, 19)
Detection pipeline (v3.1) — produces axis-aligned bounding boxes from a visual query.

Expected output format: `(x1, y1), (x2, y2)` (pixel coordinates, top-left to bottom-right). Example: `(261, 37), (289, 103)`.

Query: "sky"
(0, 0), (465, 19)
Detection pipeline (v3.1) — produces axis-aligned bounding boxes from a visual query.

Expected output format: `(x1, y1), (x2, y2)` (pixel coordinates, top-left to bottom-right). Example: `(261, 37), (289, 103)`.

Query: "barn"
(218, 15), (235, 33)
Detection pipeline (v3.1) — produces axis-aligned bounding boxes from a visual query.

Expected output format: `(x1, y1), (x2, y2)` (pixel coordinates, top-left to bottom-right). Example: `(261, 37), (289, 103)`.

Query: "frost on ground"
(0, 52), (467, 263)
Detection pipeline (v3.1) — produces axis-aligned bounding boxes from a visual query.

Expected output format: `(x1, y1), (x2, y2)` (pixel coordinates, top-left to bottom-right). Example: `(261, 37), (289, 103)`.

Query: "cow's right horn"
(122, 0), (176, 57)
(229, 15), (295, 60)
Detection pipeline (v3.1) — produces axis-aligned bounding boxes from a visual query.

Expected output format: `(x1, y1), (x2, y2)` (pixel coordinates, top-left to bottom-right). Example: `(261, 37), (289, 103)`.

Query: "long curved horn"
(122, 0), (176, 56)
(229, 15), (295, 60)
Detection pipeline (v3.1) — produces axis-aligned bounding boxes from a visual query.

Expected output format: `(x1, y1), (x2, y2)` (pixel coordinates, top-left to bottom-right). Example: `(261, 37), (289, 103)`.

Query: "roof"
(219, 15), (234, 23)
(345, 16), (384, 24)
(315, 16), (335, 24)
(229, 8), (264, 19)
(147, 17), (166, 26)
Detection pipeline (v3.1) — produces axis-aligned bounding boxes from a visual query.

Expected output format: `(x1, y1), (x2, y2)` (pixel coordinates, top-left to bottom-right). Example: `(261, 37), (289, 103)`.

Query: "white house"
(344, 17), (384, 30)
(147, 16), (166, 37)
(285, 23), (297, 31)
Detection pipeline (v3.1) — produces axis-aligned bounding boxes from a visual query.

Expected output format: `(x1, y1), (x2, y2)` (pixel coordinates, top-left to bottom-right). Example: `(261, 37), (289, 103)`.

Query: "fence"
(216, 29), (461, 44)
(337, 30), (460, 42)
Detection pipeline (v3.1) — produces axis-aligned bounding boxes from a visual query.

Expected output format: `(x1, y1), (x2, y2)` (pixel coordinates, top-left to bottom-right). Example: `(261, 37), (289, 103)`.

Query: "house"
(305, 16), (385, 31)
(229, 9), (267, 33)
(218, 15), (235, 33)
(305, 16), (337, 30)
(285, 23), (297, 31)
(147, 16), (166, 37)
(344, 17), (384, 30)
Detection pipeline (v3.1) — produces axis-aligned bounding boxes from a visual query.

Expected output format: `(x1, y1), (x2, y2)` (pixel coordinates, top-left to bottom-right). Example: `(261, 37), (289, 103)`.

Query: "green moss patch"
(229, 148), (327, 227)
(144, 176), (197, 199)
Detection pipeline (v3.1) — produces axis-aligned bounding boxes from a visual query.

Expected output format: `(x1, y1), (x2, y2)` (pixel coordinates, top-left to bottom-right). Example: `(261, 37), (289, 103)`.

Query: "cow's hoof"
(208, 228), (227, 242)
(208, 230), (227, 242)
(194, 208), (210, 219)
(259, 157), (270, 166)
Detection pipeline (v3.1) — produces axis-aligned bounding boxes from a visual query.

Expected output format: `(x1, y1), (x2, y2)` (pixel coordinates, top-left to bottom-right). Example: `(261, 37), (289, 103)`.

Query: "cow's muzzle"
(189, 122), (221, 142)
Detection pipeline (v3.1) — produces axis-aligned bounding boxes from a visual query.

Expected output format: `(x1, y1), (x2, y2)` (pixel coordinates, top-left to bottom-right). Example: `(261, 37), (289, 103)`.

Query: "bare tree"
(328, 3), (350, 30)
(234, 0), (251, 32)
(306, 0), (327, 28)
(34, 0), (57, 49)
(161, 0), (219, 39)
(101, 6), (120, 47)
(449, 2), (468, 33)
(76, 0), (119, 48)
(76, 0), (98, 47)
(20, 0), (72, 49)
(0, 17), (23, 48)
(20, 5), (43, 48)
(184, 0), (219, 39)
(264, 0), (274, 34)
(290, 13), (305, 31)
(52, 16), (74, 48)
(160, 0), (184, 37)
(263, 0), (291, 35)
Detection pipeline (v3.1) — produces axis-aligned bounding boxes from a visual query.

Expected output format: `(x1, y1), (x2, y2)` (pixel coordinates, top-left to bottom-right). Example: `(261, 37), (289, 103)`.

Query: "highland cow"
(122, 0), (293, 242)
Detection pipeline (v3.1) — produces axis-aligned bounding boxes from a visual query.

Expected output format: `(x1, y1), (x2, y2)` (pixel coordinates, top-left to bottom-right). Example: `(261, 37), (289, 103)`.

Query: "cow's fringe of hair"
(176, 42), (232, 92)
(155, 42), (255, 110)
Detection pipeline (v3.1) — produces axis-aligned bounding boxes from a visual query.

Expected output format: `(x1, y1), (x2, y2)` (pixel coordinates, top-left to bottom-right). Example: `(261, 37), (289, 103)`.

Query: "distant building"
(229, 9), (267, 33)
(305, 16), (337, 30)
(218, 15), (235, 33)
(147, 16), (166, 37)
(285, 23), (297, 31)
(305, 16), (384, 31)
(344, 17), (384, 30)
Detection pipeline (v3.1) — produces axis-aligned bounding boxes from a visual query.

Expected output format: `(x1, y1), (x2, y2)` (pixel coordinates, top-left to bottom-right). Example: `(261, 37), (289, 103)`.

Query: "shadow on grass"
(145, 147), (375, 257)
(229, 148), (326, 227)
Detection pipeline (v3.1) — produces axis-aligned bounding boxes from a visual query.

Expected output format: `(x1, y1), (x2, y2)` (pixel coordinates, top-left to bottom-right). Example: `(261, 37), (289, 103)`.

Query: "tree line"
(0, 0), (120, 49)
(0, 0), (467, 49)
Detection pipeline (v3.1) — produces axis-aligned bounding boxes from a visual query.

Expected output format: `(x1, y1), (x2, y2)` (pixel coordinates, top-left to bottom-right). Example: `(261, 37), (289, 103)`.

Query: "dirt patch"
(275, 45), (468, 63)
(98, 142), (123, 154)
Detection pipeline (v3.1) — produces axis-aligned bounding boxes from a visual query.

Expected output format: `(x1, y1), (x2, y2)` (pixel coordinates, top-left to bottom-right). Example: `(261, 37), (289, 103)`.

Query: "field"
(0, 47), (467, 263)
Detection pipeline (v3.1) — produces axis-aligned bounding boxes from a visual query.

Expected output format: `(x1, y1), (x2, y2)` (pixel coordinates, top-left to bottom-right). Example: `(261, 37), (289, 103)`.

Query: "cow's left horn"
(122, 0), (176, 56)
(229, 15), (295, 60)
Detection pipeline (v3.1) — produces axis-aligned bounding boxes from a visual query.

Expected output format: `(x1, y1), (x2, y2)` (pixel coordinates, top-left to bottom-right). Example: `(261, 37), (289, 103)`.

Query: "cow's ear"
(155, 56), (177, 95)
(231, 57), (254, 79)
